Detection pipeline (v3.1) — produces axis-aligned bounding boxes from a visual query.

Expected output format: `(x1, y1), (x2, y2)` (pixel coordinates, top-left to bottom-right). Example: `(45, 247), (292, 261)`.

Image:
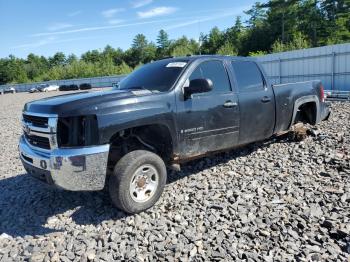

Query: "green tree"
(245, 2), (266, 27)
(265, 0), (300, 43)
(225, 16), (244, 53)
(102, 45), (114, 57)
(132, 34), (148, 50)
(169, 36), (199, 56)
(248, 50), (268, 56)
(156, 29), (171, 58)
(105, 46), (124, 66)
(49, 52), (66, 67)
(327, 16), (350, 44)
(216, 42), (237, 55)
(297, 0), (324, 46)
(66, 54), (78, 64)
(81, 50), (101, 64)
(97, 57), (117, 76)
(321, 0), (350, 44)
(239, 22), (272, 55)
(201, 27), (224, 54)
(0, 55), (28, 84)
(116, 61), (132, 75)
(272, 32), (311, 52)
(25, 53), (48, 80)
(125, 34), (156, 67)
(157, 30), (170, 49)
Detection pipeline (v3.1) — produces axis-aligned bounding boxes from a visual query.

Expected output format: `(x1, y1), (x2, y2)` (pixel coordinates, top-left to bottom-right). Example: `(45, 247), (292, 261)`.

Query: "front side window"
(189, 60), (231, 93)
(118, 59), (189, 92)
(231, 61), (264, 92)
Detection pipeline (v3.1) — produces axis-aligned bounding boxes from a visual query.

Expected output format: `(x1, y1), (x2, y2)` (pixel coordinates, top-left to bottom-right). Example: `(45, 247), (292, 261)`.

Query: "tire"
(109, 150), (167, 214)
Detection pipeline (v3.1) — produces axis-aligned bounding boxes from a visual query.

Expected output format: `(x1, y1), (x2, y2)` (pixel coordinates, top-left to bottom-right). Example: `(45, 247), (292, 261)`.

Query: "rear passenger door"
(177, 60), (240, 158)
(231, 60), (275, 144)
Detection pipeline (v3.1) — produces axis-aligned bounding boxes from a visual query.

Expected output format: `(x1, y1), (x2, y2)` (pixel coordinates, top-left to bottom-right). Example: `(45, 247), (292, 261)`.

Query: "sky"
(0, 0), (258, 58)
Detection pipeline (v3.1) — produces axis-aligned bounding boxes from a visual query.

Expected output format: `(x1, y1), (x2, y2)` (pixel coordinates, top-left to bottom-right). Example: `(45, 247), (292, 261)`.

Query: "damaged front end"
(19, 112), (110, 191)
(57, 115), (99, 148)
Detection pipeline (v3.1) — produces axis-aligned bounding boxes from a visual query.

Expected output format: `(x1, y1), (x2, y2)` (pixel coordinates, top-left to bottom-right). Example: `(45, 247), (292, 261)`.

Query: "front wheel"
(109, 150), (167, 214)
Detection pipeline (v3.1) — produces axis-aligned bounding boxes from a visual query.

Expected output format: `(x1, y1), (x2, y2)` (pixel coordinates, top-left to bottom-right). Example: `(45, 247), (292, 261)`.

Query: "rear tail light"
(320, 84), (325, 102)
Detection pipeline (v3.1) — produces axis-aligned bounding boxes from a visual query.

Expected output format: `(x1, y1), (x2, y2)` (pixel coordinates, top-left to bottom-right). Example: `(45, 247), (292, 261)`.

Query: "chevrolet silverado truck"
(19, 55), (330, 214)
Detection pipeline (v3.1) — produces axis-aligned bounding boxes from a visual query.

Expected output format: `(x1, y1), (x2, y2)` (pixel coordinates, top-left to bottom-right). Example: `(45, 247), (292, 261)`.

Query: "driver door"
(176, 60), (240, 158)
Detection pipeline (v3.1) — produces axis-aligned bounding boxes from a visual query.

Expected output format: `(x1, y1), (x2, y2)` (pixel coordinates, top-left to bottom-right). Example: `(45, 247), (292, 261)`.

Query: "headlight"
(57, 115), (99, 147)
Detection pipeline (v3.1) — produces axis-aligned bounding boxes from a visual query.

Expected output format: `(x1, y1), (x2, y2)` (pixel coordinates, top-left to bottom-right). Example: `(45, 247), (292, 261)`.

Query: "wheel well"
(294, 102), (317, 125)
(107, 124), (173, 172)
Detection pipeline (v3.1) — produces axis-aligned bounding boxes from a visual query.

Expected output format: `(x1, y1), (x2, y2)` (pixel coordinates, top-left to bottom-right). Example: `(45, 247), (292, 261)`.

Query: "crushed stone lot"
(0, 91), (349, 261)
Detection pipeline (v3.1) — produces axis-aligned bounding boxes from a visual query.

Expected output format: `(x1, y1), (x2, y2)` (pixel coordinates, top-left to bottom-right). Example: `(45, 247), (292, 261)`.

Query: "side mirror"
(184, 78), (213, 98)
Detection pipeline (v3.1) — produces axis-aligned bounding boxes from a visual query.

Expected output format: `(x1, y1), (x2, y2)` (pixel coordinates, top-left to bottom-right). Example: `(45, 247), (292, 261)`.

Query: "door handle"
(261, 96), (271, 103)
(223, 101), (238, 108)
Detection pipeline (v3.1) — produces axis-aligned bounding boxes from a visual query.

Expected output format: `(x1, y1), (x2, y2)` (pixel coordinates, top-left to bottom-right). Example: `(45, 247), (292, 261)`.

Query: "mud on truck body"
(19, 55), (330, 214)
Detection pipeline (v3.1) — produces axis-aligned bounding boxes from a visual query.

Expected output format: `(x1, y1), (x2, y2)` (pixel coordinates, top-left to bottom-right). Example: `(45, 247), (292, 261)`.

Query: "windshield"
(118, 59), (189, 92)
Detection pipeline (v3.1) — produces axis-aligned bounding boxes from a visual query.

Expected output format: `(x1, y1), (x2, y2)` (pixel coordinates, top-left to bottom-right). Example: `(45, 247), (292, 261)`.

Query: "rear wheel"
(109, 150), (167, 214)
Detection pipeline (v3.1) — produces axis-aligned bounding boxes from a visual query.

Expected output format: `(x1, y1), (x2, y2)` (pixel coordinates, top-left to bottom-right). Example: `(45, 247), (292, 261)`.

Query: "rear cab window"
(231, 61), (265, 92)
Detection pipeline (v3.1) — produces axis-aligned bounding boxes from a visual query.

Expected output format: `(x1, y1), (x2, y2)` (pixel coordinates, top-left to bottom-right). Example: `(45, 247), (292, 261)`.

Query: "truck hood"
(23, 89), (152, 116)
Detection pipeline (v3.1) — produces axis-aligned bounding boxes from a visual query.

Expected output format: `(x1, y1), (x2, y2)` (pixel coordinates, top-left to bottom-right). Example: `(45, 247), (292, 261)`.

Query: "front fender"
(96, 93), (179, 153)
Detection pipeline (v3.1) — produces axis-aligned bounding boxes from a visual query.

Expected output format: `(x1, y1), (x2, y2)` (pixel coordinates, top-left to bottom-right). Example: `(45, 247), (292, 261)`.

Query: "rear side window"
(231, 61), (264, 92)
(189, 60), (231, 93)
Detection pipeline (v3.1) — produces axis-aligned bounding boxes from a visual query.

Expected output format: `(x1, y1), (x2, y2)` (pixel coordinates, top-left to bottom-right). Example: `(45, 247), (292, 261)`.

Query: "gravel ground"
(0, 91), (349, 262)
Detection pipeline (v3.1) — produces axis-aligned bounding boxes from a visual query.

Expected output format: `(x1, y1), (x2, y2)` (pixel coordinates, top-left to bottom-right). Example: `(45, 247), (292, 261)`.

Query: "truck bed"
(272, 80), (321, 133)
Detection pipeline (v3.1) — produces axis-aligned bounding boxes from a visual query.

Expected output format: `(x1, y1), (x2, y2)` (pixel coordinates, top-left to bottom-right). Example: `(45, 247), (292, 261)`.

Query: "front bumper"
(19, 135), (110, 191)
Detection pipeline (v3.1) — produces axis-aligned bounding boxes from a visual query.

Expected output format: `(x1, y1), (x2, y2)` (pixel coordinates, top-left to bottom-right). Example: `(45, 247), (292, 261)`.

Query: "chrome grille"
(22, 112), (58, 151)
(24, 133), (51, 150)
(23, 114), (48, 128)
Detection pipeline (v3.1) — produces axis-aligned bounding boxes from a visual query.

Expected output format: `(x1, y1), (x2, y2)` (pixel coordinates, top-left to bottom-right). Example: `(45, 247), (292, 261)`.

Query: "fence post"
(331, 52), (335, 91)
(278, 58), (282, 84)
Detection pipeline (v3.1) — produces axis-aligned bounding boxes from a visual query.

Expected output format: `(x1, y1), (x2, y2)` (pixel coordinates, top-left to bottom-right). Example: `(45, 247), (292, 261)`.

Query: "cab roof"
(156, 55), (257, 63)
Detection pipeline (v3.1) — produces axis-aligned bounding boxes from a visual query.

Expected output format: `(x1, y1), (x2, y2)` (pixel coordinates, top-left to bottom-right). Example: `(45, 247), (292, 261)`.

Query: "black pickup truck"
(19, 55), (330, 213)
